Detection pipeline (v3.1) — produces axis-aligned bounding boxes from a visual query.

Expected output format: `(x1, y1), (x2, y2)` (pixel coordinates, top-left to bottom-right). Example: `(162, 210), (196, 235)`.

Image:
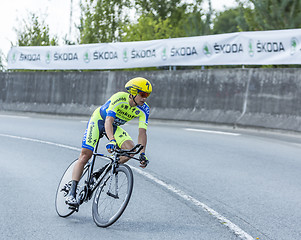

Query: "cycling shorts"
(82, 107), (132, 151)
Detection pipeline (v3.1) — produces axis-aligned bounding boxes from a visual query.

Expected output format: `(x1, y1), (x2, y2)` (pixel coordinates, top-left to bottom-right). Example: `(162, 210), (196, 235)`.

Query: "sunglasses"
(138, 91), (150, 98)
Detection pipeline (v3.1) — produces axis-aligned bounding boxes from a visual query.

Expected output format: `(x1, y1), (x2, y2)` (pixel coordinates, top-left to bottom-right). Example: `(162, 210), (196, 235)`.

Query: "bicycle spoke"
(92, 164), (133, 227)
(55, 160), (89, 217)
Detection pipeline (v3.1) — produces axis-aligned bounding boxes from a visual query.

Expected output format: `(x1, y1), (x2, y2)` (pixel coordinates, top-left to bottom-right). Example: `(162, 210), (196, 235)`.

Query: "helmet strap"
(133, 95), (138, 106)
(130, 94), (138, 106)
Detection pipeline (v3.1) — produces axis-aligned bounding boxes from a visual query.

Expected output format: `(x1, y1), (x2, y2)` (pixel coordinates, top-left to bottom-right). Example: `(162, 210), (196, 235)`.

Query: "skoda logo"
(203, 42), (212, 57)
(248, 39), (254, 57)
(123, 49), (128, 62)
(46, 51), (51, 64)
(10, 52), (16, 64)
(83, 50), (90, 63)
(161, 46), (167, 61)
(290, 37), (298, 55)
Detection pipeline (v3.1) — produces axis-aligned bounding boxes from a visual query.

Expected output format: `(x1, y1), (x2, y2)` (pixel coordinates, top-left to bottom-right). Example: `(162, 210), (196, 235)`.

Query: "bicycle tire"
(92, 164), (133, 228)
(55, 159), (89, 217)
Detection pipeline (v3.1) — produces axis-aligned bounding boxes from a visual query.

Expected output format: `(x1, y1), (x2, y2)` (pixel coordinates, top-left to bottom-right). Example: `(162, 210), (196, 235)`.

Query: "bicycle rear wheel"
(92, 164), (133, 227)
(55, 159), (89, 217)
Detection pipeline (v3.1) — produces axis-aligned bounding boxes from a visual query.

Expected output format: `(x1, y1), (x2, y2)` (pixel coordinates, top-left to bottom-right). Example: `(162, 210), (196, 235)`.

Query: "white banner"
(7, 29), (301, 70)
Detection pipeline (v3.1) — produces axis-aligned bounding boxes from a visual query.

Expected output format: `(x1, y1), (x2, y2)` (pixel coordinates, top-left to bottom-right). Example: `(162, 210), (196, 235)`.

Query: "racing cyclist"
(65, 77), (152, 207)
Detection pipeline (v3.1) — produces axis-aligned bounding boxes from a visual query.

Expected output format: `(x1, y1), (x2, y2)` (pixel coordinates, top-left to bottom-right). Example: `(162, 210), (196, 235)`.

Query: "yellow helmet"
(125, 77), (152, 97)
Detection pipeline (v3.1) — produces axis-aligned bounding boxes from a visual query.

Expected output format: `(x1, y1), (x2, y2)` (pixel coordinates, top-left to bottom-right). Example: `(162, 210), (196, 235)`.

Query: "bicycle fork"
(107, 171), (119, 199)
(94, 164), (119, 204)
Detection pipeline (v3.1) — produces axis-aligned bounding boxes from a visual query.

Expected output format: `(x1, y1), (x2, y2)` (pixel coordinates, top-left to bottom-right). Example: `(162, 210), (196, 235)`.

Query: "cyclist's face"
(135, 93), (147, 106)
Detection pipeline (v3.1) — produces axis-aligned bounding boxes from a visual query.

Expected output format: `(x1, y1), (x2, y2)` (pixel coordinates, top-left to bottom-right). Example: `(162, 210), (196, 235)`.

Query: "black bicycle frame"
(82, 141), (114, 200)
(78, 140), (143, 204)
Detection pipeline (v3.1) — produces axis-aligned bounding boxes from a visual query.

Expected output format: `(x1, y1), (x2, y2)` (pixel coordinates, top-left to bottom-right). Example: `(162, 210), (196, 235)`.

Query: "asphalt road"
(0, 112), (301, 240)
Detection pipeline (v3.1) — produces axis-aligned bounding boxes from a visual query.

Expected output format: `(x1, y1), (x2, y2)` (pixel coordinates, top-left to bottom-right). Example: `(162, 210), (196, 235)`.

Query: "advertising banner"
(7, 29), (301, 70)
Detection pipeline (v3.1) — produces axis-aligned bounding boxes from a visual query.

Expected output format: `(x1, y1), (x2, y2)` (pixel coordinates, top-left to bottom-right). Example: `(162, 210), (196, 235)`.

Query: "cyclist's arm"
(138, 128), (147, 153)
(105, 116), (115, 141)
(137, 104), (149, 154)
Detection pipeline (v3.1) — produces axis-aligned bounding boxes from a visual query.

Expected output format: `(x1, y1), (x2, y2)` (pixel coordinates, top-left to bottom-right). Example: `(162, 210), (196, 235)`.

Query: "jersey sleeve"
(106, 92), (127, 118)
(137, 103), (150, 129)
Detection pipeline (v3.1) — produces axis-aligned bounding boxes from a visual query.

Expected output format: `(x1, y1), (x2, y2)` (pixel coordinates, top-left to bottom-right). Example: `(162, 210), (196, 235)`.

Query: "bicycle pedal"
(68, 205), (79, 212)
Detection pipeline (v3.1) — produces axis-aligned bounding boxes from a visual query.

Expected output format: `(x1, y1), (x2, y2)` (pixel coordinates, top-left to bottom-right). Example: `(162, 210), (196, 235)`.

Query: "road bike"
(55, 141), (143, 227)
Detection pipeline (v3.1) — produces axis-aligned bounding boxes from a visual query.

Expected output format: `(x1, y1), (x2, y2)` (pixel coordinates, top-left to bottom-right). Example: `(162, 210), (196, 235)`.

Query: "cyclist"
(65, 77), (152, 207)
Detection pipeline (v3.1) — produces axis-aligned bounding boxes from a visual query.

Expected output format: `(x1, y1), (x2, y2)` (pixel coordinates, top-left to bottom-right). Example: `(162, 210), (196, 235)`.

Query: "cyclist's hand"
(139, 153), (149, 168)
(106, 139), (116, 153)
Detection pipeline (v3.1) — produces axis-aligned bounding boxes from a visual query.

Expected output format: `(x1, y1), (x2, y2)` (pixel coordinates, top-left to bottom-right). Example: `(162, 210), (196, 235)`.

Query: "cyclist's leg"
(114, 127), (134, 164)
(66, 108), (104, 205)
(119, 140), (135, 164)
(66, 148), (93, 206)
(74, 108), (104, 180)
(72, 148), (93, 181)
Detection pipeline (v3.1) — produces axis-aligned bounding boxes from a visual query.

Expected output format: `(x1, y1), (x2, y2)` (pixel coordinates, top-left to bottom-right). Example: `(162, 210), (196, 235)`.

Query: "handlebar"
(114, 144), (144, 157)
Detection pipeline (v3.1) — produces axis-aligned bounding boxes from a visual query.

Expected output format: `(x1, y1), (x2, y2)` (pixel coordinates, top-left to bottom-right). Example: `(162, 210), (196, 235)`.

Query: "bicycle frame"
(76, 141), (142, 206)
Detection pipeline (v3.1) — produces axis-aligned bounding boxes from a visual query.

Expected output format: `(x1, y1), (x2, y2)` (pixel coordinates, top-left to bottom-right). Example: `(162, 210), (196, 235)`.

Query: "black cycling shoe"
(65, 195), (79, 207)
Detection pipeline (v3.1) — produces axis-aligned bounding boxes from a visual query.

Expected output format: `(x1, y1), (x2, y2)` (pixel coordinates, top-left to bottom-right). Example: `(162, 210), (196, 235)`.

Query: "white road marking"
(0, 133), (80, 151)
(0, 133), (254, 240)
(133, 167), (254, 240)
(0, 115), (29, 119)
(185, 128), (241, 136)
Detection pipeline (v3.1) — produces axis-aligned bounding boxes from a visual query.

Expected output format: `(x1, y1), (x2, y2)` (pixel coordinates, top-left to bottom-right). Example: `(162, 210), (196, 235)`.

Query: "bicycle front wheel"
(92, 164), (133, 228)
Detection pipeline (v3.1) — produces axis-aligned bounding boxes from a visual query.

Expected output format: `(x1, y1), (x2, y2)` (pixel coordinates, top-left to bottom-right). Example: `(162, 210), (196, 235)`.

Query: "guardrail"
(1, 69), (301, 132)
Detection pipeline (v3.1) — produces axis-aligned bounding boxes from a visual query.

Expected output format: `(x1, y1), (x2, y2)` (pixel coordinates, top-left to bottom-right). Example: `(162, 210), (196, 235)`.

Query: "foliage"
(0, 50), (5, 71)
(14, 0), (301, 47)
(79, 0), (132, 43)
(213, 8), (241, 34)
(184, 3), (212, 36)
(123, 0), (209, 41)
(122, 14), (182, 41)
(63, 34), (76, 45)
(15, 13), (58, 46)
(12, 0), (301, 71)
(134, 0), (190, 22)
(238, 0), (301, 30)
